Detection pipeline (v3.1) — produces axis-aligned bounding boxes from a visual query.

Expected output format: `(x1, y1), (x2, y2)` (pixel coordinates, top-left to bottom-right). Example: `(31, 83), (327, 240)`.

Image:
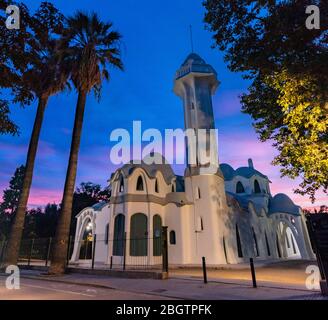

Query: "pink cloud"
(27, 188), (62, 208)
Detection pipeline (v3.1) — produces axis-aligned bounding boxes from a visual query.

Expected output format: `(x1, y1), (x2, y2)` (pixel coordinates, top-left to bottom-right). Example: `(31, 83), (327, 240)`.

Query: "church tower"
(173, 53), (229, 265)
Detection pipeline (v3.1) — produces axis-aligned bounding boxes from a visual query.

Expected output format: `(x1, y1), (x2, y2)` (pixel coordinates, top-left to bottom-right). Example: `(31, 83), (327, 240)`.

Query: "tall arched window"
(105, 223), (109, 245)
(252, 227), (259, 257)
(119, 175), (124, 193)
(222, 237), (228, 263)
(155, 179), (159, 193)
(265, 231), (271, 256)
(236, 181), (245, 193)
(169, 230), (176, 245)
(236, 224), (243, 258)
(153, 215), (162, 256)
(171, 184), (175, 192)
(136, 176), (144, 191)
(291, 234), (297, 254)
(130, 213), (148, 256)
(113, 214), (125, 256)
(254, 179), (261, 193)
(276, 234), (282, 258)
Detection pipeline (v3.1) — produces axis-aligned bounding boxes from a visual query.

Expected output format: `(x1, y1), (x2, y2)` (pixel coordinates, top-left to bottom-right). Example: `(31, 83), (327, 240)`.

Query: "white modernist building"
(70, 53), (315, 266)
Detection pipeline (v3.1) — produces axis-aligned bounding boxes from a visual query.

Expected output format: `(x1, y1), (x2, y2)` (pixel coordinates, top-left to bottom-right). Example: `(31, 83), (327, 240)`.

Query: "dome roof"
(115, 153), (176, 185)
(182, 53), (206, 67)
(219, 163), (268, 181)
(220, 163), (235, 180)
(175, 52), (217, 81)
(269, 193), (300, 216)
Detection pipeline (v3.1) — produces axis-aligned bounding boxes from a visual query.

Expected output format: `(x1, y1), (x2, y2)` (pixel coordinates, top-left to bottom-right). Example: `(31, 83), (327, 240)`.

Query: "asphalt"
(0, 268), (326, 300)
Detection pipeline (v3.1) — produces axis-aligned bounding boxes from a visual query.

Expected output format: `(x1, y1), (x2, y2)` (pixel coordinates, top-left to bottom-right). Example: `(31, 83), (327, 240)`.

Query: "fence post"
(0, 240), (6, 265)
(110, 256), (113, 269)
(162, 226), (168, 275)
(123, 232), (127, 271)
(45, 237), (52, 267)
(28, 239), (35, 266)
(250, 258), (257, 288)
(66, 235), (73, 267)
(202, 256), (208, 284)
(92, 234), (97, 270)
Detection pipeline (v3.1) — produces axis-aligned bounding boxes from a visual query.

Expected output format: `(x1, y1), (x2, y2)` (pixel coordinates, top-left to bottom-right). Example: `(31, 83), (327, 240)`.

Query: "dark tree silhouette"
(4, 2), (69, 267)
(50, 12), (123, 274)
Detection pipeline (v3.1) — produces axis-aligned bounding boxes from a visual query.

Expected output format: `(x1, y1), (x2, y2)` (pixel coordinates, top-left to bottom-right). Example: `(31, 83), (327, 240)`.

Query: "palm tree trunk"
(4, 96), (48, 266)
(49, 90), (87, 274)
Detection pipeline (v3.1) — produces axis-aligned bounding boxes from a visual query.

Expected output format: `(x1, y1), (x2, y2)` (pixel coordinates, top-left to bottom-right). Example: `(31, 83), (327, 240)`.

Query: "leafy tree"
(203, 0), (328, 201)
(0, 0), (31, 135)
(4, 2), (69, 267)
(0, 165), (25, 240)
(34, 204), (60, 238)
(50, 12), (123, 274)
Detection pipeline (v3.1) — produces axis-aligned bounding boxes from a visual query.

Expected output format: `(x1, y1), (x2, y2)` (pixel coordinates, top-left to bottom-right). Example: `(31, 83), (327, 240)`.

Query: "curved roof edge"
(220, 163), (268, 181)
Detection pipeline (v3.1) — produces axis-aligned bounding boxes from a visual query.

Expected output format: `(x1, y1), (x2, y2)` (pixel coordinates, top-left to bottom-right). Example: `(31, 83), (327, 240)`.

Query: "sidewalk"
(2, 269), (326, 300)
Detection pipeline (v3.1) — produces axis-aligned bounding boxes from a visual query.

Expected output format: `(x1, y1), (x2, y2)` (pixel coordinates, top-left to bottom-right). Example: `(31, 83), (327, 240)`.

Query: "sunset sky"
(0, 0), (327, 208)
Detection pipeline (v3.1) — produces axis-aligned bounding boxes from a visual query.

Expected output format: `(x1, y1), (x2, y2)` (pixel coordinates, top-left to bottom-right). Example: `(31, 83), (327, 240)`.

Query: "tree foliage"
(0, 165), (25, 239)
(203, 0), (328, 201)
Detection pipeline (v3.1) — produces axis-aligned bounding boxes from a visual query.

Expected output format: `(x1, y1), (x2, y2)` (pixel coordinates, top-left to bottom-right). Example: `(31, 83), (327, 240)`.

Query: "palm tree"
(49, 12), (123, 274)
(3, 3), (69, 266)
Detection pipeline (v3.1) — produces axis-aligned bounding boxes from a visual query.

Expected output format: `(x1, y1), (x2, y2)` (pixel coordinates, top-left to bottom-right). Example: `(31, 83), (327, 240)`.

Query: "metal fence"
(70, 234), (164, 270)
(0, 227), (169, 273)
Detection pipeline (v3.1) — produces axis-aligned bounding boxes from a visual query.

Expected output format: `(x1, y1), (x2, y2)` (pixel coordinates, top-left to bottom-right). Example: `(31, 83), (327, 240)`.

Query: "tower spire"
(189, 25), (194, 53)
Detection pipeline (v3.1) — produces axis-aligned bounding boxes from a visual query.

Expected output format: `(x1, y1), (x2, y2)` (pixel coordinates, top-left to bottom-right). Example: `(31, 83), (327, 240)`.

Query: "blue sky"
(0, 0), (326, 208)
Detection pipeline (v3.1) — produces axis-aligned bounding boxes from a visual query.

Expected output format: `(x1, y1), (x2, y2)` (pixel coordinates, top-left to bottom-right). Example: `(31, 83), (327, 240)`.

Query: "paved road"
(1, 271), (325, 300)
(0, 277), (172, 300)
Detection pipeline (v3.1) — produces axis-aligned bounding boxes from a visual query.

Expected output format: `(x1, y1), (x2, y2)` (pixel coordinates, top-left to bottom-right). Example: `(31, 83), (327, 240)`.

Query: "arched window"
(265, 231), (271, 256)
(130, 213), (148, 256)
(79, 219), (93, 260)
(236, 224), (243, 258)
(136, 176), (144, 191)
(286, 234), (290, 248)
(153, 215), (162, 256)
(276, 234), (281, 258)
(171, 184), (175, 192)
(105, 223), (109, 245)
(222, 237), (228, 263)
(291, 234), (297, 254)
(254, 179), (261, 193)
(113, 214), (125, 256)
(119, 175), (124, 193)
(169, 230), (176, 245)
(252, 227), (259, 257)
(236, 181), (245, 193)
(155, 179), (159, 193)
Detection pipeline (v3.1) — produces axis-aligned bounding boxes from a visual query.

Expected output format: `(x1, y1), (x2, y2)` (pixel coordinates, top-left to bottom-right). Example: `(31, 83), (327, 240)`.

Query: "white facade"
(71, 53), (315, 267)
